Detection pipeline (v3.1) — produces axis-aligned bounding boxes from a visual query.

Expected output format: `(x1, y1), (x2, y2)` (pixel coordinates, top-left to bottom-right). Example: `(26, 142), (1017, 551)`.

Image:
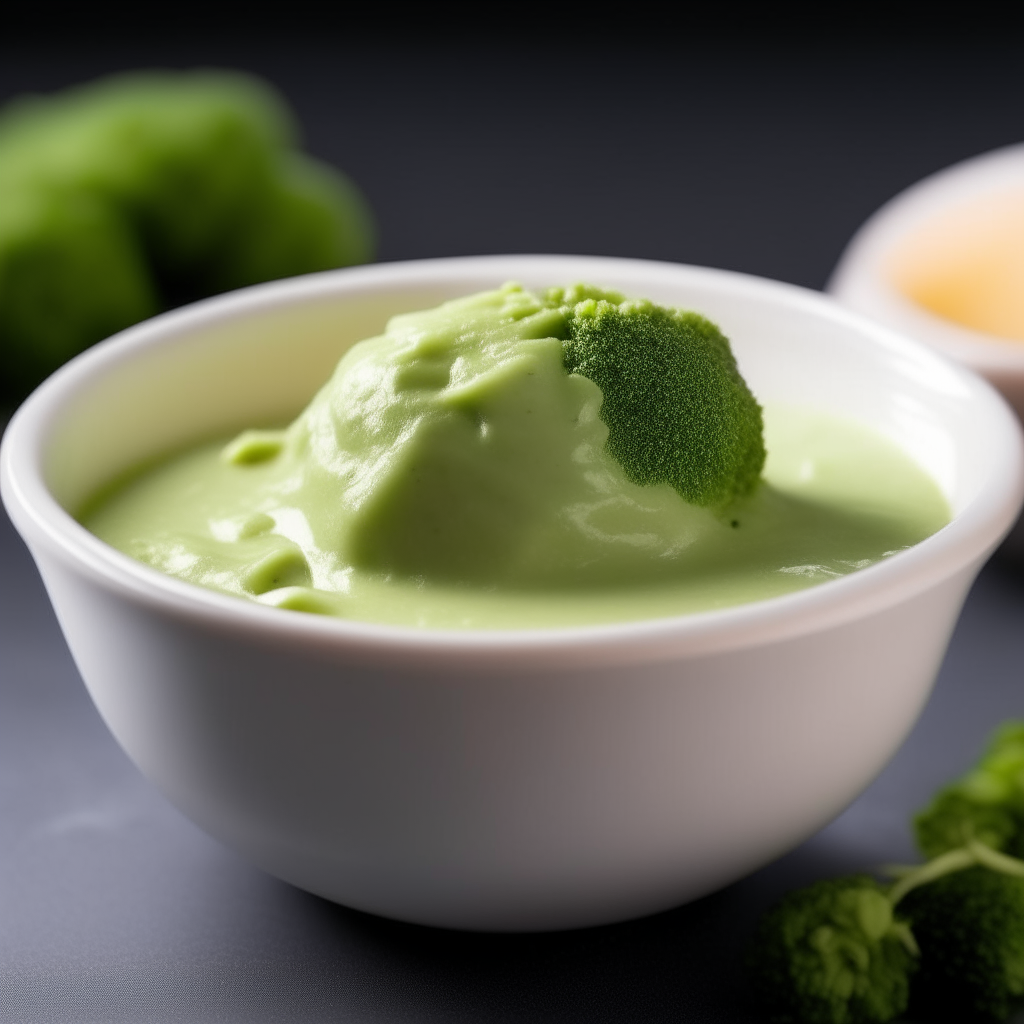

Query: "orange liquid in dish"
(891, 188), (1024, 342)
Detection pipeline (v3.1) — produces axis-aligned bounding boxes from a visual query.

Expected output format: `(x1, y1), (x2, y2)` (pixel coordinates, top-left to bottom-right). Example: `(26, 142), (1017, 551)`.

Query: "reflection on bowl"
(2, 256), (1022, 931)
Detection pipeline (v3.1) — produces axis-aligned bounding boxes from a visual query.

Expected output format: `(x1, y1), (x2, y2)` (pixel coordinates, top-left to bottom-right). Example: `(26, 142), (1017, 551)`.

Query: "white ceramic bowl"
(829, 144), (1024, 420)
(3, 256), (1022, 932)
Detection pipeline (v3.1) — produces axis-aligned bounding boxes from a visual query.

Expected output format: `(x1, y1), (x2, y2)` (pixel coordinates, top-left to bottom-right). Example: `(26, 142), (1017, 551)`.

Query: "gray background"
(2, 33), (1024, 1023)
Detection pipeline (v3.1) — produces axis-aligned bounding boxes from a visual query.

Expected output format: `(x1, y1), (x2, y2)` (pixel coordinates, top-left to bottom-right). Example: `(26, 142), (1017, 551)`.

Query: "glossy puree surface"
(82, 286), (949, 629)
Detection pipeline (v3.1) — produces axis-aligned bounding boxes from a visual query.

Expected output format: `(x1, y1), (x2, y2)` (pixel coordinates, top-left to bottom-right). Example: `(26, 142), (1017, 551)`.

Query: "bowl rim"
(829, 142), (1024, 375)
(3, 254), (1022, 671)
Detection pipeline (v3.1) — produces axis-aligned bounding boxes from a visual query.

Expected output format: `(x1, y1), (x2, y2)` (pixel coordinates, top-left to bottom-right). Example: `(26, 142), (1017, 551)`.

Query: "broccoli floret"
(901, 866), (1024, 1021)
(915, 722), (1024, 859)
(747, 841), (1024, 1023)
(559, 295), (765, 508)
(0, 186), (158, 395)
(0, 71), (374, 398)
(916, 791), (1024, 861)
(747, 875), (917, 1024)
(750, 723), (1024, 1024)
(206, 152), (374, 295)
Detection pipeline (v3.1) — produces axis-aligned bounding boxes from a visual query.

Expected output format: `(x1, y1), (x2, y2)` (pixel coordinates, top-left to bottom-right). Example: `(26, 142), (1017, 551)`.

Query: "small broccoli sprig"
(556, 291), (765, 509)
(747, 840), (1024, 1024)
(747, 875), (918, 1024)
(915, 721), (1024, 859)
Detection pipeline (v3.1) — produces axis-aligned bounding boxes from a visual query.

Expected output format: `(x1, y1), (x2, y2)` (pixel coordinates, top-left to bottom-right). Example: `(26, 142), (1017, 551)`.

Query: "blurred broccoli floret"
(207, 152), (373, 295)
(0, 70), (375, 398)
(747, 875), (918, 1024)
(557, 291), (765, 508)
(0, 186), (158, 391)
(902, 865), (1024, 1021)
(916, 792), (1024, 860)
(748, 824), (1024, 1023)
(915, 722), (1024, 859)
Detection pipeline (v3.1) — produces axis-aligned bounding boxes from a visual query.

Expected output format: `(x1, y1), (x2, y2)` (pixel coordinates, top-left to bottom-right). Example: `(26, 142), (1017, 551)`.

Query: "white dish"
(829, 143), (1024, 420)
(2, 255), (1021, 931)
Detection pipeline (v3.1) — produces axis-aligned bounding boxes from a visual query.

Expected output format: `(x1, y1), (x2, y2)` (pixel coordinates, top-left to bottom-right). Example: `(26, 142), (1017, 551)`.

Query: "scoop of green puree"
(0, 71), (374, 399)
(265, 284), (764, 586)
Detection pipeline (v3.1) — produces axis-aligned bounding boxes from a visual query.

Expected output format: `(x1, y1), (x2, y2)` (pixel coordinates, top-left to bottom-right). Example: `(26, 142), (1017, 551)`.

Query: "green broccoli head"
(0, 186), (158, 397)
(746, 875), (917, 1024)
(206, 152), (375, 295)
(902, 866), (1024, 1022)
(915, 722), (1024, 859)
(915, 792), (1024, 861)
(558, 292), (765, 508)
(0, 71), (374, 398)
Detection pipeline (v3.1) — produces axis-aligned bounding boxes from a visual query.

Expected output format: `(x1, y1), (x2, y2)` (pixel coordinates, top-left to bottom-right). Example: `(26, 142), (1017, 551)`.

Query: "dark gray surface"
(3, 35), (1024, 1023)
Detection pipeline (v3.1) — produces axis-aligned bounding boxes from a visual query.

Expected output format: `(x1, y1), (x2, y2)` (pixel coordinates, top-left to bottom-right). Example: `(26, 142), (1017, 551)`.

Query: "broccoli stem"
(972, 840), (1024, 878)
(887, 840), (1024, 907)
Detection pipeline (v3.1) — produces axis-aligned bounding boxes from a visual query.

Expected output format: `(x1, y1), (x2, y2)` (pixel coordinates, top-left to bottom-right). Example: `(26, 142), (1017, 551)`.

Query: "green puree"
(83, 285), (949, 630)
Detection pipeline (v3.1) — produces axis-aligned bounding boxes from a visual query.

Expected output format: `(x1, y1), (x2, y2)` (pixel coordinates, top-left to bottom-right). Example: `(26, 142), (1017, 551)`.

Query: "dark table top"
(2, 32), (1024, 1023)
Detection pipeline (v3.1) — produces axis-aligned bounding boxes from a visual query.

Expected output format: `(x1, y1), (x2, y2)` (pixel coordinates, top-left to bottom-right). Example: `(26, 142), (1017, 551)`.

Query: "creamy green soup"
(82, 285), (949, 630)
